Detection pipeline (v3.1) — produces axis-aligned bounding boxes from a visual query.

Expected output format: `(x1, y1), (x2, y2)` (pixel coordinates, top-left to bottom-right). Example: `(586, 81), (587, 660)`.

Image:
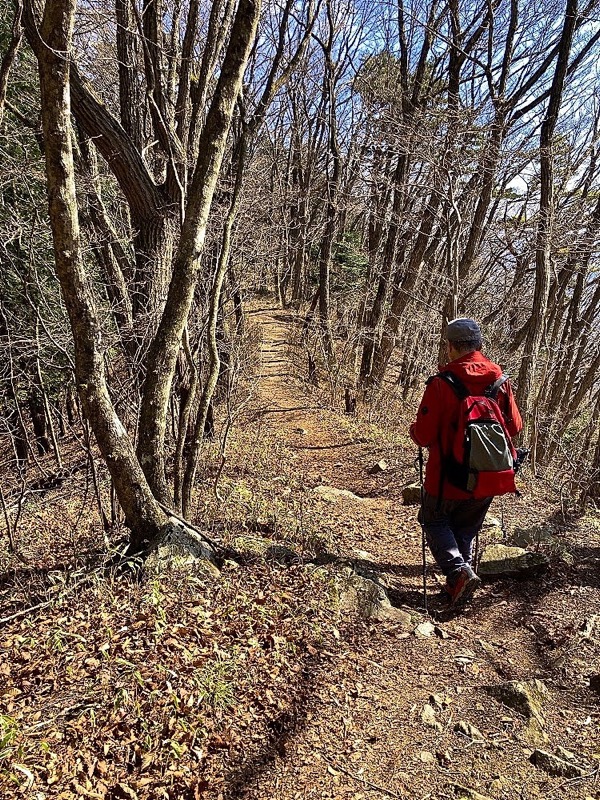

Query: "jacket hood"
(439, 351), (503, 392)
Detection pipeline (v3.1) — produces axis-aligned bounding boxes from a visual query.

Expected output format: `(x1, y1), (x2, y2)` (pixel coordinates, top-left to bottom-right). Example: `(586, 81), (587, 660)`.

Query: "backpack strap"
(434, 371), (470, 400)
(485, 374), (509, 400)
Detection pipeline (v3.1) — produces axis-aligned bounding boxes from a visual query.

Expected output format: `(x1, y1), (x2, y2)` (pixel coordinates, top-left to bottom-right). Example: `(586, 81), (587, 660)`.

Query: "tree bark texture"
(516, 0), (578, 438)
(24, 0), (167, 549)
(137, 0), (261, 504)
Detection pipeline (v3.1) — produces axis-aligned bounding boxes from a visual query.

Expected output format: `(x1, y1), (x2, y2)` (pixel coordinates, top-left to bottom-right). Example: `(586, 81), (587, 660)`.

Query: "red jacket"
(410, 351), (523, 499)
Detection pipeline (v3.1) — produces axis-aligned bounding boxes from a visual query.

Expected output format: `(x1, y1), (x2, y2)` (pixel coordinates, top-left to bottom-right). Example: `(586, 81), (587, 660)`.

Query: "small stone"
(489, 778), (508, 793)
(580, 616), (597, 638)
(294, 427), (308, 435)
(367, 460), (388, 474)
(530, 749), (587, 778)
(354, 549), (376, 560)
(402, 482), (422, 505)
(478, 544), (549, 577)
(454, 720), (485, 741)
(420, 751), (436, 763)
(414, 621), (436, 637)
(484, 679), (547, 724)
(421, 703), (443, 731)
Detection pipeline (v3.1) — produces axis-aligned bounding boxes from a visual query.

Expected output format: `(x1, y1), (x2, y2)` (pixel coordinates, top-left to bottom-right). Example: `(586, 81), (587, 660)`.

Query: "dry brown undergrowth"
(1, 306), (599, 800)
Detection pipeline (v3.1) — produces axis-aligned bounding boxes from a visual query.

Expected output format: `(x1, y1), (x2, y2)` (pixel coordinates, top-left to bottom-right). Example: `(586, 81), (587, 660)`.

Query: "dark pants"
(418, 492), (492, 581)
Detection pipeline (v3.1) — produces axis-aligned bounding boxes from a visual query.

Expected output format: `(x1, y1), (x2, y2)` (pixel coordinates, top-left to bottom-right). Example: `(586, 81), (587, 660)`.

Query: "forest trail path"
(250, 305), (420, 571)
(235, 306), (593, 800)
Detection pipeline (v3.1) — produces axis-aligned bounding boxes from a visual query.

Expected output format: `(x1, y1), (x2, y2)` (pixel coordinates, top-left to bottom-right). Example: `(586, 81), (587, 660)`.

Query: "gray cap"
(446, 317), (482, 342)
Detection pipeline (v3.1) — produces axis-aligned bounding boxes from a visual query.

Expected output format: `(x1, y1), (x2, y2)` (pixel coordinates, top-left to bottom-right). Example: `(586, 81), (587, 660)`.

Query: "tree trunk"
(516, 0), (578, 440)
(137, 0), (261, 504)
(24, 0), (167, 550)
(181, 131), (247, 518)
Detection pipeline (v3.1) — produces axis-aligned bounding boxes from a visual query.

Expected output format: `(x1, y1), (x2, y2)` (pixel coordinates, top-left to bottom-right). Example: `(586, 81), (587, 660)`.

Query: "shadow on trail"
(252, 405), (321, 418)
(220, 652), (325, 799)
(310, 551), (424, 580)
(295, 441), (360, 451)
(0, 546), (109, 620)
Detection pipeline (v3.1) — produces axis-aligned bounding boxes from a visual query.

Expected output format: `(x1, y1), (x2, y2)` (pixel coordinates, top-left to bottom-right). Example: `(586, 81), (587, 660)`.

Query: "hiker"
(410, 318), (523, 604)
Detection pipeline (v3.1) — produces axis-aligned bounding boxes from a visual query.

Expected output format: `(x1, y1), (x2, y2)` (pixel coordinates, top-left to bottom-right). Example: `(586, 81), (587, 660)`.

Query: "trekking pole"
(417, 447), (428, 614)
(473, 529), (480, 572)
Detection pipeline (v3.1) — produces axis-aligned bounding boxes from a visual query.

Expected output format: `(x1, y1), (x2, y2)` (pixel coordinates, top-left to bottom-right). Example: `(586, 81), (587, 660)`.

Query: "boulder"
(530, 749), (587, 778)
(338, 569), (411, 627)
(512, 526), (574, 564)
(478, 544), (549, 578)
(145, 518), (220, 576)
(402, 482), (422, 505)
(454, 720), (485, 741)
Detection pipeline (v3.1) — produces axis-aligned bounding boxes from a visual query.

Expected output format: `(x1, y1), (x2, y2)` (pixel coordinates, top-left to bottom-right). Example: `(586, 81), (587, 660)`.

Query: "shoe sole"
(451, 576), (481, 605)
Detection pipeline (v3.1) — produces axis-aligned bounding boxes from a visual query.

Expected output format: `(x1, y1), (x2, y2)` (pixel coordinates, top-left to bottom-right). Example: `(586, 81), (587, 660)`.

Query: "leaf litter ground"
(1, 306), (599, 800)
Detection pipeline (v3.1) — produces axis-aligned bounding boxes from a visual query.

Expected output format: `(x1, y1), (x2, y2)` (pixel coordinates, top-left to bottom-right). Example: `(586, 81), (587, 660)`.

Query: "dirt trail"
(237, 306), (600, 800)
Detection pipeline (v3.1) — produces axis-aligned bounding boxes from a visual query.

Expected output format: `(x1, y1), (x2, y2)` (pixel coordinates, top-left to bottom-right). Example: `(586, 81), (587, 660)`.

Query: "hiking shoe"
(448, 566), (481, 605)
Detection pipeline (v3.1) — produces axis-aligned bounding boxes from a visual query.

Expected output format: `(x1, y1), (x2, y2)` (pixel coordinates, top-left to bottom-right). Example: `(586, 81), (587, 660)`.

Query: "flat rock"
(313, 485), (363, 503)
(484, 679), (547, 724)
(402, 482), (422, 505)
(512, 526), (573, 563)
(367, 460), (388, 474)
(478, 544), (549, 577)
(454, 720), (485, 741)
(530, 749), (587, 778)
